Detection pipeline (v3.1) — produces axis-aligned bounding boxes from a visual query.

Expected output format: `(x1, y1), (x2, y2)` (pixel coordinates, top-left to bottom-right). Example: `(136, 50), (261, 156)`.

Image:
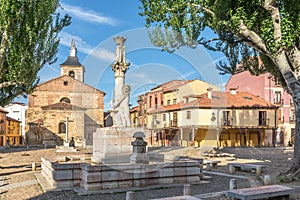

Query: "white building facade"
(4, 102), (28, 138)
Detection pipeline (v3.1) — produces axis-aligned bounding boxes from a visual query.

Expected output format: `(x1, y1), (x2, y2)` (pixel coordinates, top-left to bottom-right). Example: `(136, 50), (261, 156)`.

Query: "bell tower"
(60, 37), (85, 82)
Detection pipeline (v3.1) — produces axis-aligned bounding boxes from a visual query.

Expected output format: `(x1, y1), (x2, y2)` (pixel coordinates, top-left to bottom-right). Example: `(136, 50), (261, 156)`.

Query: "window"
(163, 114), (166, 121)
(172, 112), (178, 127)
(173, 99), (177, 104)
(290, 109), (295, 122)
(153, 115), (157, 125)
(259, 111), (267, 125)
(68, 71), (75, 78)
(274, 91), (282, 104)
(155, 97), (158, 108)
(59, 122), (66, 133)
(185, 98), (189, 103)
(223, 111), (231, 125)
(274, 78), (281, 86)
(187, 111), (191, 119)
(167, 99), (171, 105)
(60, 97), (71, 104)
(149, 96), (152, 108)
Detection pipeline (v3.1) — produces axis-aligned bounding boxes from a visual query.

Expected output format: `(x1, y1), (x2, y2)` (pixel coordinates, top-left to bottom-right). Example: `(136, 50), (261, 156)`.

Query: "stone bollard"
(256, 166), (262, 176)
(229, 165), (235, 174)
(32, 162), (36, 171)
(183, 184), (191, 195)
(263, 175), (271, 185)
(126, 191), (136, 200)
(229, 179), (237, 190)
(206, 163), (211, 171)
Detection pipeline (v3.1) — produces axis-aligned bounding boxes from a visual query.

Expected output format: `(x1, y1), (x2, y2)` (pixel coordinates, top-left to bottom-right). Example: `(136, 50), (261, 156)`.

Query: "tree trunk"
(275, 51), (300, 175)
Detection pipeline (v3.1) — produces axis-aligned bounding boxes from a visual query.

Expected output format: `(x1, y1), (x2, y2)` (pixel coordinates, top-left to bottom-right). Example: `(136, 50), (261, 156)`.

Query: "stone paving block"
(81, 164), (101, 172)
(102, 171), (119, 182)
(101, 181), (119, 189)
(158, 177), (174, 185)
(159, 168), (174, 177)
(174, 176), (187, 183)
(73, 169), (81, 179)
(118, 171), (133, 181)
(145, 171), (159, 179)
(186, 167), (200, 175)
(174, 161), (187, 168)
(146, 178), (159, 185)
(53, 170), (73, 180)
(133, 172), (146, 179)
(174, 168), (187, 177)
(186, 161), (201, 167)
(133, 179), (146, 187)
(83, 182), (102, 191)
(118, 180), (133, 188)
(81, 172), (101, 183)
(54, 180), (73, 189)
(186, 176), (200, 183)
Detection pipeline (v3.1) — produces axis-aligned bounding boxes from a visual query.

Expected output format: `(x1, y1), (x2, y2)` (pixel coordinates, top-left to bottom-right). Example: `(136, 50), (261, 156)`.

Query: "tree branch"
(263, 0), (281, 45)
(0, 30), (8, 74)
(197, 37), (220, 45)
(191, 3), (216, 17)
(239, 20), (269, 54)
(287, 47), (300, 77)
(0, 81), (24, 89)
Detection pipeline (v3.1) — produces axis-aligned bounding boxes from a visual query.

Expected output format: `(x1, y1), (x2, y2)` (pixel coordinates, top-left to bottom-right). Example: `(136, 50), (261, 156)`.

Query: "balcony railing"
(274, 98), (284, 105)
(223, 120), (231, 126)
(289, 116), (295, 123)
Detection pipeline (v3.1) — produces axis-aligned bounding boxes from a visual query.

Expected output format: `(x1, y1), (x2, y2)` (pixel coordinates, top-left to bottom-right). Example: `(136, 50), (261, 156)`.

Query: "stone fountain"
(39, 37), (203, 194)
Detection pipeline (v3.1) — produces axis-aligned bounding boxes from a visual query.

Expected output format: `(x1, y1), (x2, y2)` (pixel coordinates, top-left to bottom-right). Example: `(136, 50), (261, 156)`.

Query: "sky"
(15, 0), (229, 110)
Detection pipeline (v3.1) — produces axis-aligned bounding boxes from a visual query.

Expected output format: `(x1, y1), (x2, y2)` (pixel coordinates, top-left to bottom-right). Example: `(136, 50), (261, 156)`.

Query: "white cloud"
(60, 3), (118, 26)
(59, 31), (114, 61)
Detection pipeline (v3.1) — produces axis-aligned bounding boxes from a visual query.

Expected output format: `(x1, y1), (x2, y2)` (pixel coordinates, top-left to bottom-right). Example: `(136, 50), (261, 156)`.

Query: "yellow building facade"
(6, 117), (21, 145)
(147, 89), (278, 148)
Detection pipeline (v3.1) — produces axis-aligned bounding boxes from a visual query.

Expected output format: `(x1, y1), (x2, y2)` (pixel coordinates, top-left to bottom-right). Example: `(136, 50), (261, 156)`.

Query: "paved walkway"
(0, 179), (37, 191)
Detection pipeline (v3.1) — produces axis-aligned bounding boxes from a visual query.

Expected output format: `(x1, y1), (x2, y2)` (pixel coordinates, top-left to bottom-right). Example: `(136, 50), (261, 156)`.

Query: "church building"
(25, 39), (105, 147)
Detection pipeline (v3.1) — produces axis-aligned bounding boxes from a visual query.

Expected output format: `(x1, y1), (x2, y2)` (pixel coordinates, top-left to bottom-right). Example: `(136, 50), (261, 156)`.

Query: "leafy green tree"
(0, 0), (71, 106)
(140, 0), (300, 176)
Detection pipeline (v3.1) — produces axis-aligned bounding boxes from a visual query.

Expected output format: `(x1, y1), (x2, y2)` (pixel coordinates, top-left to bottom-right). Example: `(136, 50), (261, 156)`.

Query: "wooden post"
(183, 184), (191, 195)
(126, 191), (135, 200)
(32, 162), (36, 171)
(229, 179), (237, 190)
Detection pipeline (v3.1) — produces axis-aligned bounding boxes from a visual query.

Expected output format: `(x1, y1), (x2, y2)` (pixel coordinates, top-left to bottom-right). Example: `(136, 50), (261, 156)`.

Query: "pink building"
(226, 71), (294, 146)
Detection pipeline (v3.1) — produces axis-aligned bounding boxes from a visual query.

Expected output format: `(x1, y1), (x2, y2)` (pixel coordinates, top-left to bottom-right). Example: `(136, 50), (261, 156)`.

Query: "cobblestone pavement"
(0, 146), (300, 200)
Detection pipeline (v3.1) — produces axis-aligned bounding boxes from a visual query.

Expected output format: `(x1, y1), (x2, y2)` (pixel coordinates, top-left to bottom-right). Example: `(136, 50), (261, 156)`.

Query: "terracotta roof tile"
(148, 91), (277, 114)
(0, 107), (8, 113)
(6, 116), (21, 122)
(130, 106), (139, 113)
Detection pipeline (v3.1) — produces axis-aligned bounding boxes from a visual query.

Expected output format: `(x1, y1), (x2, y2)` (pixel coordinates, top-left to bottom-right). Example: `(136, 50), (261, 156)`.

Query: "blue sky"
(16, 0), (229, 110)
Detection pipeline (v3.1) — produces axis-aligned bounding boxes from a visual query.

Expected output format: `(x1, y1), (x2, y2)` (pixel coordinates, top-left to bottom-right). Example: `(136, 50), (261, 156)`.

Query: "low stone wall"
(41, 157), (203, 191)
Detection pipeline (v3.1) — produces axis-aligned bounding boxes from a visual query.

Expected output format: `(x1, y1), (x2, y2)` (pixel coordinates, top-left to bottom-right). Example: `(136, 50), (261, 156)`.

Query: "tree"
(139, 0), (300, 177)
(0, 0), (71, 106)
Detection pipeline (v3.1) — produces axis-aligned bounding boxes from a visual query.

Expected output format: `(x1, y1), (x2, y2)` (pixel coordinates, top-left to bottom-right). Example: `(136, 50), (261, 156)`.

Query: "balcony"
(171, 120), (178, 127)
(223, 120), (231, 126)
(289, 116), (295, 123)
(278, 116), (285, 123)
(258, 118), (269, 126)
(274, 98), (284, 105)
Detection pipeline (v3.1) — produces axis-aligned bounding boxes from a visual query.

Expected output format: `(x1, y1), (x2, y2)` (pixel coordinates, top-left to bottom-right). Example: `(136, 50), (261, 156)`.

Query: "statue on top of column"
(109, 36), (131, 127)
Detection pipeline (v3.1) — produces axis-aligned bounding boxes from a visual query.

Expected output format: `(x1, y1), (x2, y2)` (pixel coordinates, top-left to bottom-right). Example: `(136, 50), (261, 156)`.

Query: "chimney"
(230, 88), (237, 95)
(207, 87), (213, 99)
